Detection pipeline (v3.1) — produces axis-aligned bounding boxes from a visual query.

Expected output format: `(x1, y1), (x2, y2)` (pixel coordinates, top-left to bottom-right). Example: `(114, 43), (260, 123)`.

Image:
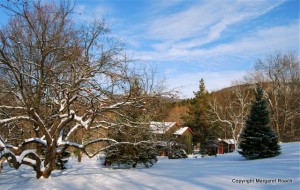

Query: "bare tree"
(208, 85), (252, 148)
(246, 52), (300, 141)
(0, 0), (162, 178)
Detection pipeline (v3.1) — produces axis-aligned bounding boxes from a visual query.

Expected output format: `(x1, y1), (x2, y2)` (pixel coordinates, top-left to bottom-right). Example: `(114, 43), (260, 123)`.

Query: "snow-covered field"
(0, 142), (299, 190)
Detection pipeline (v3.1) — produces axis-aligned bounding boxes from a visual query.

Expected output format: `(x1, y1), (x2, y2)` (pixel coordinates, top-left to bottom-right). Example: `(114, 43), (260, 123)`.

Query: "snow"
(59, 141), (84, 149)
(25, 138), (47, 146)
(222, 139), (236, 145)
(150, 121), (177, 134)
(57, 130), (63, 145)
(65, 124), (81, 140)
(16, 149), (37, 164)
(0, 142), (299, 190)
(0, 116), (32, 124)
(174, 127), (189, 135)
(0, 137), (5, 148)
(22, 158), (36, 165)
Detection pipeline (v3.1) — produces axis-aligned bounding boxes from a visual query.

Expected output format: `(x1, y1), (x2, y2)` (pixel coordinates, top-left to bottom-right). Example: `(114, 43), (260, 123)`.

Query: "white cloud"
(147, 0), (285, 46)
(140, 17), (299, 98)
(71, 0), (297, 99)
(148, 1), (223, 41)
(167, 70), (247, 98)
(74, 4), (113, 23)
(201, 21), (299, 58)
(135, 21), (299, 66)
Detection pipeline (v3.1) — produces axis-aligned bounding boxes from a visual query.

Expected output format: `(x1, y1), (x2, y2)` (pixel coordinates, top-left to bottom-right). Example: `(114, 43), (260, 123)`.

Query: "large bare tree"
(0, 0), (160, 178)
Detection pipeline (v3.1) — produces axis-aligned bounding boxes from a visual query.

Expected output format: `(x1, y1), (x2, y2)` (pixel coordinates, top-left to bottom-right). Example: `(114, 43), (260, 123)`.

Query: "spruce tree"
(239, 84), (280, 159)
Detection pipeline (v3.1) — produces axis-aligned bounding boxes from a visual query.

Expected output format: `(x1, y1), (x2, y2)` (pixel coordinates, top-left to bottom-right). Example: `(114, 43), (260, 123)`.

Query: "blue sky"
(1, 0), (299, 98)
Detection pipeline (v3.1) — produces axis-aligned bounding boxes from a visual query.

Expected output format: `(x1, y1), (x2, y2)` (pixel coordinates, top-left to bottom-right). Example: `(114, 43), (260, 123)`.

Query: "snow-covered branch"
(0, 116), (35, 125)
(29, 109), (52, 142)
(83, 138), (118, 147)
(59, 96), (78, 112)
(99, 101), (134, 111)
(65, 124), (81, 140)
(0, 106), (26, 110)
(23, 138), (47, 147)
(58, 138), (118, 158)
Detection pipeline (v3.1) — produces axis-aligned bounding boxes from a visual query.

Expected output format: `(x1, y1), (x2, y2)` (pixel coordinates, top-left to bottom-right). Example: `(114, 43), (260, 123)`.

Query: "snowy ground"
(0, 142), (299, 190)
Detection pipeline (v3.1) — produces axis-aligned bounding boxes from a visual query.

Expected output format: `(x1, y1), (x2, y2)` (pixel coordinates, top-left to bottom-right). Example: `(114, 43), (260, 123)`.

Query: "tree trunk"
(78, 150), (82, 162)
(34, 128), (43, 156)
(42, 145), (56, 178)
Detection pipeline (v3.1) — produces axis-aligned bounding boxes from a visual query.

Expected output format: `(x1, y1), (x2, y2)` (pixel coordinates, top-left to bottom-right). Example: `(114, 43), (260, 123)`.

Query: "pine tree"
(183, 78), (218, 155)
(239, 84), (280, 159)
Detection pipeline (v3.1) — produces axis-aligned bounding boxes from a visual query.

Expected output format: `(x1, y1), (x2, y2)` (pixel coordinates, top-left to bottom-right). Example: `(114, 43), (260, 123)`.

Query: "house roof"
(150, 122), (177, 134)
(219, 139), (236, 145)
(174, 127), (193, 135)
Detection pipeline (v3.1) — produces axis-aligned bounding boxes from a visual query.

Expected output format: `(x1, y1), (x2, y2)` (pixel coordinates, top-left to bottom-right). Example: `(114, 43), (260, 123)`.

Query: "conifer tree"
(239, 84), (280, 159)
(183, 78), (218, 155)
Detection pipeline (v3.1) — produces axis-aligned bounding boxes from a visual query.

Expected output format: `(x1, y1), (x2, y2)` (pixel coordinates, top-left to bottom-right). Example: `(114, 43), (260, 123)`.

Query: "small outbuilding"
(217, 139), (236, 154)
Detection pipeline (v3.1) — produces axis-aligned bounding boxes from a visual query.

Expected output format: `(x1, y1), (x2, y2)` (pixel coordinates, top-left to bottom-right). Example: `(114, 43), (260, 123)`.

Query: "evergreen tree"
(239, 84), (280, 159)
(183, 78), (218, 155)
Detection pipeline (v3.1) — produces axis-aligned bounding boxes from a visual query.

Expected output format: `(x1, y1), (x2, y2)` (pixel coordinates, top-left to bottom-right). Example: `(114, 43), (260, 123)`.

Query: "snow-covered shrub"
(170, 149), (188, 159)
(103, 142), (158, 168)
(200, 138), (218, 156)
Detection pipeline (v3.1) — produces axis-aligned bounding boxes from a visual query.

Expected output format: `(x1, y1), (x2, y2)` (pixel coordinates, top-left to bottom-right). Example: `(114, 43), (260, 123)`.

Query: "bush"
(170, 149), (188, 159)
(103, 142), (158, 168)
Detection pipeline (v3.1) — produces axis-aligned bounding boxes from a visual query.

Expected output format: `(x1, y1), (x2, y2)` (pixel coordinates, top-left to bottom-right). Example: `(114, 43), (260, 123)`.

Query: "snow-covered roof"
(174, 127), (191, 135)
(150, 122), (177, 134)
(220, 139), (236, 144)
